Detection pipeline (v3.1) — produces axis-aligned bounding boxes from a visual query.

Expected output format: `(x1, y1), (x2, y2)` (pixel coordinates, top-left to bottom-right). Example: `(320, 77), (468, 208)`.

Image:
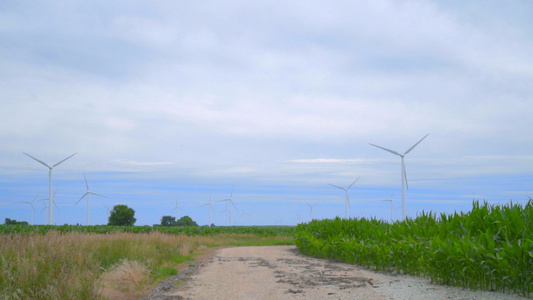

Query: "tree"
(175, 216), (198, 227)
(160, 215), (176, 226)
(108, 205), (136, 226)
(4, 218), (29, 225)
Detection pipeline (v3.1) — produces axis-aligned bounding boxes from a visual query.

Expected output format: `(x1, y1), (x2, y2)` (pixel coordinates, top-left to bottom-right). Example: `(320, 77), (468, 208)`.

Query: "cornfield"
(295, 200), (533, 297)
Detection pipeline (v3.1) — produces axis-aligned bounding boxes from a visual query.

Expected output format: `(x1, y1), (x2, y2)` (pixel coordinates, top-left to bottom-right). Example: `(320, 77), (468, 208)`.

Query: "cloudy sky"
(1, 0), (532, 226)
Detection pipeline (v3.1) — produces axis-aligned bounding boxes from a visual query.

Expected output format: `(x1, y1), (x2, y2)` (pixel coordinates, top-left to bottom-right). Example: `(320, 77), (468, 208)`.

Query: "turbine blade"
(404, 133), (429, 155)
(76, 193), (88, 205)
(230, 185), (234, 199)
(328, 183), (346, 190)
(89, 192), (106, 198)
(403, 160), (409, 190)
(53, 152), (77, 168)
(23, 152), (51, 168)
(84, 173), (89, 190)
(347, 177), (360, 189)
(230, 200), (238, 211)
(368, 143), (401, 156)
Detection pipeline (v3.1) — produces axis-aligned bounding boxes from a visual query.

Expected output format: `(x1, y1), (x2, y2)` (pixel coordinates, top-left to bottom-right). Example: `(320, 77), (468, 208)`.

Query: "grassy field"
(295, 200), (533, 298)
(0, 227), (294, 299)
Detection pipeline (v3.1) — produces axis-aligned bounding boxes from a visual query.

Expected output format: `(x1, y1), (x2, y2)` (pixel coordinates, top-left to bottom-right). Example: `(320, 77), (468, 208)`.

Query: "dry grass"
(100, 259), (151, 300)
(0, 231), (293, 299)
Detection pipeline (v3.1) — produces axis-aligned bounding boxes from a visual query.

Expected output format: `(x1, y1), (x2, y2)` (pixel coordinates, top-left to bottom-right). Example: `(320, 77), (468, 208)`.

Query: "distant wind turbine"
(306, 202), (316, 220)
(200, 194), (214, 226)
(328, 177), (360, 219)
(219, 203), (231, 225)
(75, 174), (106, 226)
(379, 193), (394, 222)
(23, 152), (76, 225)
(369, 134), (429, 220)
(172, 199), (182, 220)
(241, 210), (250, 226)
(103, 205), (111, 218)
(219, 186), (237, 226)
(21, 195), (38, 225)
(39, 188), (59, 214)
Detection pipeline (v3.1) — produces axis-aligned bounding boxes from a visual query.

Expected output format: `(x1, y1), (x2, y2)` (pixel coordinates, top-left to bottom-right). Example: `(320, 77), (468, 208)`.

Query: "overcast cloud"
(1, 1), (532, 225)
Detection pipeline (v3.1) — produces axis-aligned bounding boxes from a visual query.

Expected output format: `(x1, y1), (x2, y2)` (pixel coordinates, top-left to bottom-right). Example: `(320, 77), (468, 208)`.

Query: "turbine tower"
(23, 152), (76, 225)
(369, 134), (429, 220)
(200, 194), (214, 226)
(219, 186), (237, 226)
(75, 173), (106, 226)
(328, 177), (360, 219)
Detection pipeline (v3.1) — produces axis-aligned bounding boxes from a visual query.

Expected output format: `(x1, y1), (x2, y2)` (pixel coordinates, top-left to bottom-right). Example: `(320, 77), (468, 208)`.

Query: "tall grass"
(295, 200), (533, 297)
(0, 231), (293, 299)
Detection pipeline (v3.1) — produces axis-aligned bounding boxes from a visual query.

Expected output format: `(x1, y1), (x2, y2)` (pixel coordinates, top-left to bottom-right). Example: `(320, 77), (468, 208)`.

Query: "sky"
(1, 0), (532, 226)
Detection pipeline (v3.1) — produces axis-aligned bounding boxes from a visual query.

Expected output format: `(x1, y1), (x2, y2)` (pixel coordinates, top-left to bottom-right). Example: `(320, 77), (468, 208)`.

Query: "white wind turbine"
(369, 134), (429, 220)
(21, 195), (38, 225)
(39, 188), (59, 215)
(75, 174), (106, 226)
(200, 194), (214, 226)
(328, 177), (360, 219)
(241, 210), (251, 226)
(104, 205), (111, 218)
(220, 204), (230, 225)
(23, 152), (76, 225)
(172, 199), (182, 220)
(219, 186), (237, 226)
(379, 193), (394, 222)
(306, 202), (316, 220)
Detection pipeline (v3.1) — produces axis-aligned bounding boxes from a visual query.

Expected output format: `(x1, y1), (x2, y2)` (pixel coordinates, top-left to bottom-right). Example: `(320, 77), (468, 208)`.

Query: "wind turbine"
(219, 186), (237, 226)
(200, 194), (214, 226)
(104, 205), (111, 218)
(21, 195), (38, 225)
(39, 189), (60, 216)
(306, 202), (316, 220)
(172, 199), (182, 221)
(328, 177), (360, 219)
(75, 174), (106, 226)
(379, 193), (394, 222)
(220, 204), (230, 225)
(369, 134), (429, 220)
(23, 152), (76, 225)
(241, 210), (251, 226)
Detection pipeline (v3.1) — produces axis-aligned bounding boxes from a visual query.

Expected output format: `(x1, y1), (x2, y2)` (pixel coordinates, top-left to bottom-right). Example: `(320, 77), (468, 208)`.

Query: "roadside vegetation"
(0, 224), (296, 236)
(295, 200), (533, 298)
(0, 227), (294, 299)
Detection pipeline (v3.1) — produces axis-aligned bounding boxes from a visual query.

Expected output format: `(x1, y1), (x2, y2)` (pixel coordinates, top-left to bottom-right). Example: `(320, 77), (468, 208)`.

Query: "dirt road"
(146, 245), (526, 300)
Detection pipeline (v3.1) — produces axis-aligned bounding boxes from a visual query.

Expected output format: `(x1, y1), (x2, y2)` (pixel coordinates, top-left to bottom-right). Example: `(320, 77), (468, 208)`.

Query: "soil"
(144, 245), (527, 300)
